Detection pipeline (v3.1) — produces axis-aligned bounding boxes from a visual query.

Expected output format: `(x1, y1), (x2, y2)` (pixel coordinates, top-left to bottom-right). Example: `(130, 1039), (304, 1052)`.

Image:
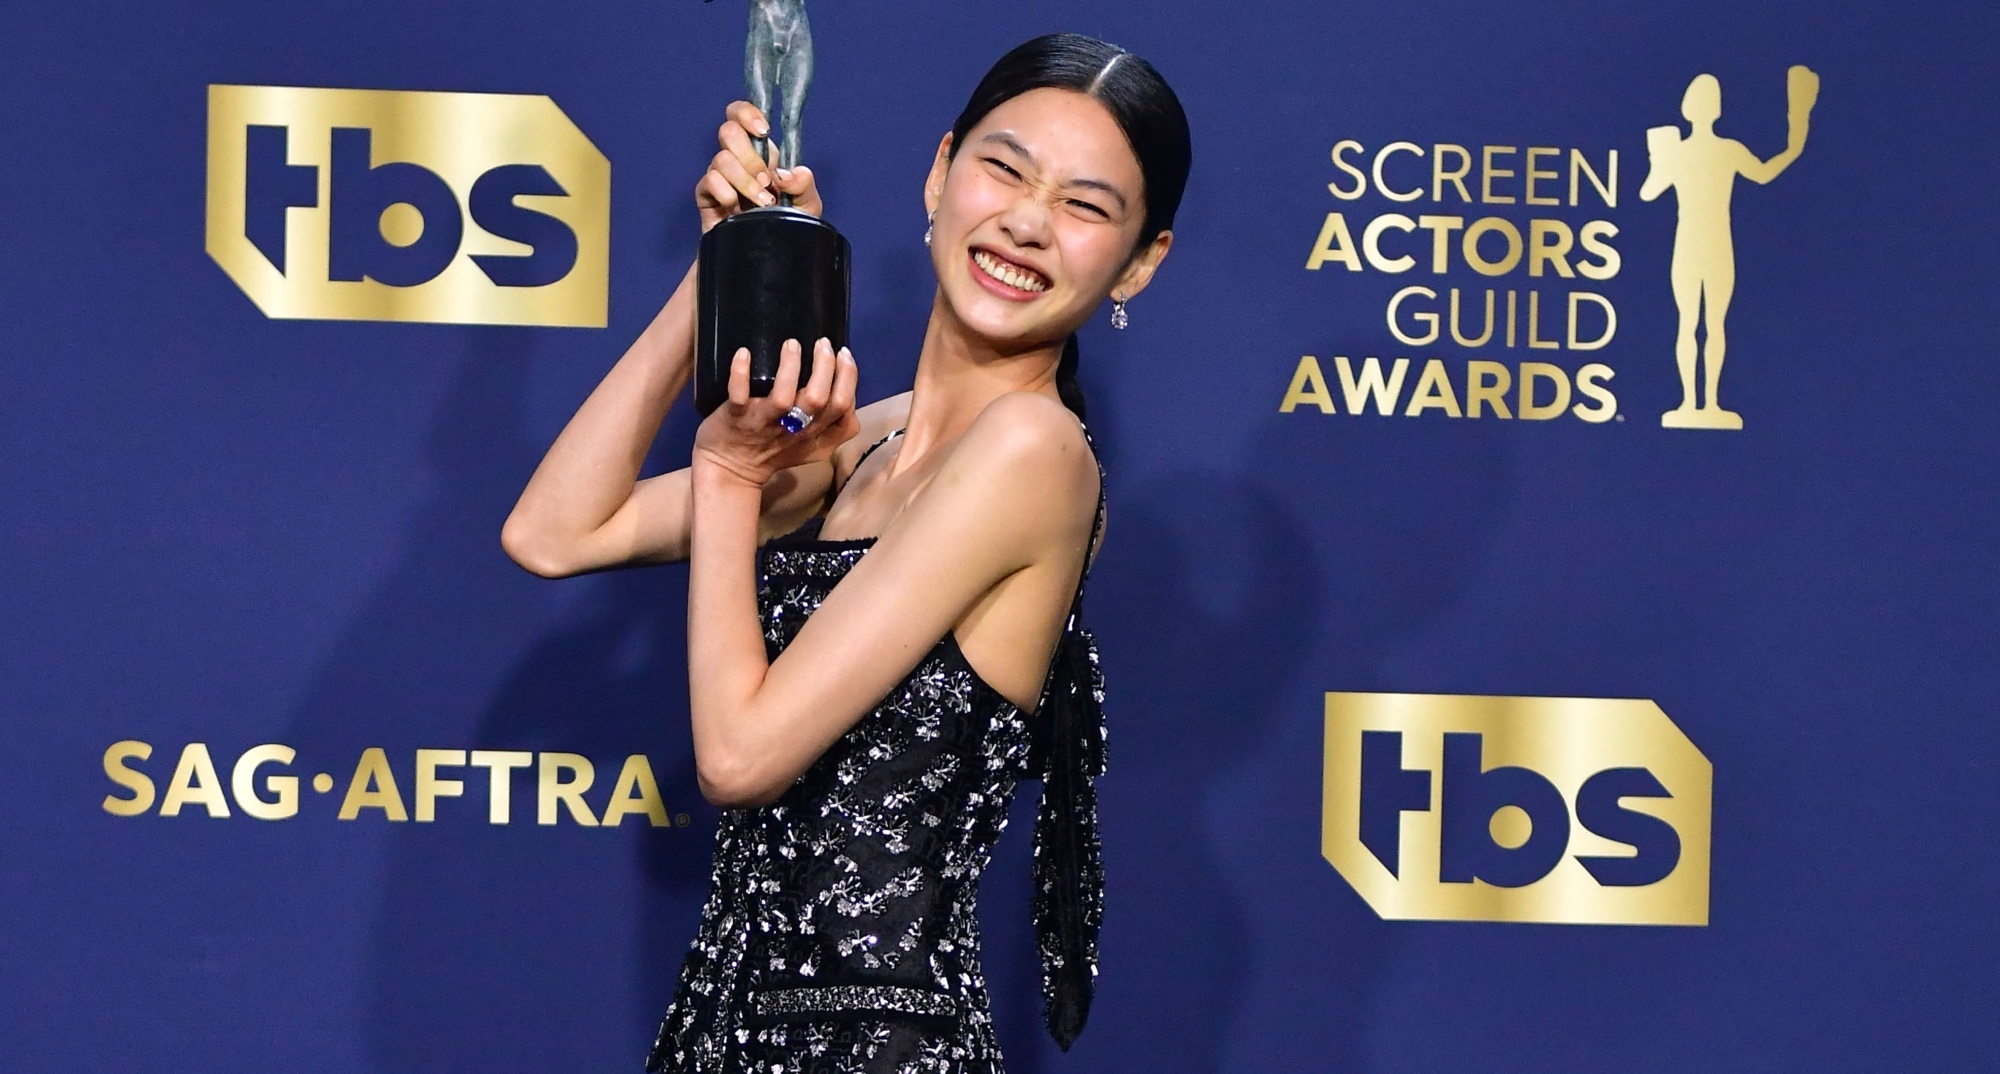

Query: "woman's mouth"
(969, 248), (1050, 297)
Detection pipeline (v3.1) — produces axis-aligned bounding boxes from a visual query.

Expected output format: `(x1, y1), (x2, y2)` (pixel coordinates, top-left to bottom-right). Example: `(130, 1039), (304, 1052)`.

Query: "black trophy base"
(695, 206), (851, 417)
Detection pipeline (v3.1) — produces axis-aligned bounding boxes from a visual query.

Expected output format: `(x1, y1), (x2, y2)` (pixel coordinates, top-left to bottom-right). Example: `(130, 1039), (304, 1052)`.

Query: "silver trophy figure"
(744, 0), (813, 174)
(693, 0), (849, 416)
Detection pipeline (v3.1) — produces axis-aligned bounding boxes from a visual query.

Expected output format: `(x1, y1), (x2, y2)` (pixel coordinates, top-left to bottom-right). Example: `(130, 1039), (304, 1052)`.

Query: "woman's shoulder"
(963, 390), (1093, 469)
(946, 392), (1098, 533)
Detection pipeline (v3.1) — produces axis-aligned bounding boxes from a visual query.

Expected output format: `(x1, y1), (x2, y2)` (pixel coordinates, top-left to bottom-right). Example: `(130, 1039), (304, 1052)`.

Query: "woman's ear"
(1113, 230), (1174, 302)
(923, 132), (954, 216)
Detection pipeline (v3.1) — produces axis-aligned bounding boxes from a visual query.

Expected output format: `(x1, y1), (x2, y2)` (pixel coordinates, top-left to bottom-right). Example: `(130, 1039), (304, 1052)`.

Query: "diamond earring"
(1110, 295), (1129, 330)
(924, 211), (934, 248)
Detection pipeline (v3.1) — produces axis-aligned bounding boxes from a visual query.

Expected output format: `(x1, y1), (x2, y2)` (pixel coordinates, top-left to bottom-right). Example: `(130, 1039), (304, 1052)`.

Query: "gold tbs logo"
(205, 85), (609, 327)
(1321, 692), (1712, 926)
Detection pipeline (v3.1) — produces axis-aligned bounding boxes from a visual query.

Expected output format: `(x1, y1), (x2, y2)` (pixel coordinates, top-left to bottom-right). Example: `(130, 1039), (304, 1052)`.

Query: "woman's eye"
(983, 157), (1021, 180)
(1068, 200), (1110, 219)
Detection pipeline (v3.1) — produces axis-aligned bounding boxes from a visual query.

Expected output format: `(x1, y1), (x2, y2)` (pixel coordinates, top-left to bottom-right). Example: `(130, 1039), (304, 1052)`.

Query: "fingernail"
(775, 168), (793, 181)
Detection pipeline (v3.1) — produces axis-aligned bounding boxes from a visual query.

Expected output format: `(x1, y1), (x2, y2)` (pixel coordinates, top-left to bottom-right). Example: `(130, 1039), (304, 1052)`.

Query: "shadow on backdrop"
(1072, 466), (1326, 1074)
(1212, 405), (1514, 1072)
(1019, 319), (1512, 1072)
(281, 327), (717, 1072)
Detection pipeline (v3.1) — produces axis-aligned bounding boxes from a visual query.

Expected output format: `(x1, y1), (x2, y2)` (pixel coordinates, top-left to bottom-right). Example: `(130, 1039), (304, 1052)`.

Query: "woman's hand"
(696, 101), (824, 232)
(693, 337), (860, 488)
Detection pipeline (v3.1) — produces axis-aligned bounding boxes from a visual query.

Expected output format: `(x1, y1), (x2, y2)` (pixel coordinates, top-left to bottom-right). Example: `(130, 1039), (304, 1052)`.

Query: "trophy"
(694, 0), (851, 416)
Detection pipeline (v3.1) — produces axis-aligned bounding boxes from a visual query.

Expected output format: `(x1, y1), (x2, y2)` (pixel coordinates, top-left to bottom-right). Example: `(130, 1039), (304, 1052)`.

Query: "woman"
(502, 33), (1191, 1073)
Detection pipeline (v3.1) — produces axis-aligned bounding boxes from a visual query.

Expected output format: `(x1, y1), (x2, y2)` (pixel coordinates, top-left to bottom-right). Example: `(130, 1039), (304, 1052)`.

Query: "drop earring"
(1110, 295), (1129, 330)
(924, 210), (934, 248)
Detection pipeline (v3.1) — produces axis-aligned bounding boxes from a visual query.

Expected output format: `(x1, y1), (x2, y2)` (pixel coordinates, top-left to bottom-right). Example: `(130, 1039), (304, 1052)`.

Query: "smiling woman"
(934, 46), (1191, 424)
(499, 31), (1190, 1074)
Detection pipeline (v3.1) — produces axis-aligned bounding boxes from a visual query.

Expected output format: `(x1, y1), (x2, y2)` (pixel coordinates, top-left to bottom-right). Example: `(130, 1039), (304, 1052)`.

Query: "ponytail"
(1057, 334), (1087, 421)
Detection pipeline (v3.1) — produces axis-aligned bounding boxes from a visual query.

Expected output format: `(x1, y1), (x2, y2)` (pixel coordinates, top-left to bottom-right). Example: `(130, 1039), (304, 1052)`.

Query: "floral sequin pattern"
(647, 534), (1039, 1074)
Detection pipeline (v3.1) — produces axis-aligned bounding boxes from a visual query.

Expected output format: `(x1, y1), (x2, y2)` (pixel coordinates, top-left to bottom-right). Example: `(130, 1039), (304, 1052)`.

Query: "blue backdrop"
(4, 1), (1997, 1070)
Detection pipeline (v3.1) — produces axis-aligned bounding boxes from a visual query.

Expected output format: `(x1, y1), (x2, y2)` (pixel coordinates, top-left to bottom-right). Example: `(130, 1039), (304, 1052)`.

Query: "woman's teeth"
(972, 249), (1049, 293)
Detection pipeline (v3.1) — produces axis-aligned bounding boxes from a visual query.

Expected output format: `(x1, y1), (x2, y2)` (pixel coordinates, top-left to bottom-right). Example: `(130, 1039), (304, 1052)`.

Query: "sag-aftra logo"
(1321, 692), (1711, 926)
(205, 85), (609, 327)
(100, 741), (690, 828)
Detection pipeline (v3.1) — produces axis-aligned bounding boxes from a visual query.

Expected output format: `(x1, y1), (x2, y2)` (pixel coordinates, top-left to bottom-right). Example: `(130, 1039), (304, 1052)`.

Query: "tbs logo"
(1321, 693), (1711, 925)
(205, 85), (609, 327)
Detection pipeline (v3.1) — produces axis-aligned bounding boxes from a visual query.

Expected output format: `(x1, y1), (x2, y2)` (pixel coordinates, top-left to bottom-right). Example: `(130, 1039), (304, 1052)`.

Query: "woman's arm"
(501, 259), (708, 575)
(500, 102), (836, 577)
(687, 351), (1097, 806)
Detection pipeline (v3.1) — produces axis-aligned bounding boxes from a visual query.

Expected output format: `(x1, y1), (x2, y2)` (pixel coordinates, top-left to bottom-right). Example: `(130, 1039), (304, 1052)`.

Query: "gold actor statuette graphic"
(206, 85), (609, 327)
(1321, 692), (1711, 925)
(1641, 66), (1819, 430)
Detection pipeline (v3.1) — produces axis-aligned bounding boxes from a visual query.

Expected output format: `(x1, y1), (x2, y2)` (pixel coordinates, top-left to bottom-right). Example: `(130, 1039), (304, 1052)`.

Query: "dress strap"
(852, 427), (904, 472)
(1028, 422), (1108, 1052)
(822, 427), (904, 517)
(1072, 431), (1108, 613)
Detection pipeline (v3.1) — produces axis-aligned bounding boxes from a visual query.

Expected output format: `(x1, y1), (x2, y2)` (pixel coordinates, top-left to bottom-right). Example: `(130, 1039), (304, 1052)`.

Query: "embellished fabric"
(750, 985), (959, 1020)
(1026, 598), (1106, 1050)
(645, 431), (1107, 1074)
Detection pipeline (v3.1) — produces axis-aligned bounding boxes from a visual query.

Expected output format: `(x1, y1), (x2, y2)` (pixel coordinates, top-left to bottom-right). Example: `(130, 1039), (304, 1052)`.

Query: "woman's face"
(925, 87), (1167, 350)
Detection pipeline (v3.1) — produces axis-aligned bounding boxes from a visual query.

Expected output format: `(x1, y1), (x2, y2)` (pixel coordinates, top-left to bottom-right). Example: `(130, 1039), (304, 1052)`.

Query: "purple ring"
(778, 406), (813, 435)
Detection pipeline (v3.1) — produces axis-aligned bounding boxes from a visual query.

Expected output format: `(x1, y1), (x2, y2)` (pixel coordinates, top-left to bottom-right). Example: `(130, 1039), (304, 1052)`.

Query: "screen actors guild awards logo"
(1641, 66), (1820, 430)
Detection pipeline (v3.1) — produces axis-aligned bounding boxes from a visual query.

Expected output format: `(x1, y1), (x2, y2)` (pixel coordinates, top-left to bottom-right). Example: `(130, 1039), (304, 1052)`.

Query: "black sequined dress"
(647, 432), (1107, 1074)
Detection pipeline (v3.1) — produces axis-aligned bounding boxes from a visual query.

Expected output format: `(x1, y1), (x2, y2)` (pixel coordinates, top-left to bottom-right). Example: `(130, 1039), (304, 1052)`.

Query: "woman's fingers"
(698, 168), (739, 213)
(770, 339), (803, 412)
(724, 100), (770, 141)
(717, 124), (775, 201)
(727, 347), (752, 407)
(831, 347), (858, 417)
(697, 103), (777, 229)
(801, 346), (859, 450)
(796, 338), (836, 414)
(823, 347), (860, 439)
(708, 103), (825, 220)
(699, 339), (855, 481)
(710, 148), (773, 209)
(771, 165), (822, 217)
(696, 170), (743, 231)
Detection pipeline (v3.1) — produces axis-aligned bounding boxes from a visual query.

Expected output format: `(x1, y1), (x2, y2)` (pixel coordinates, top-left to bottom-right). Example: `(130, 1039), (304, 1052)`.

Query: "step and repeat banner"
(4, 1), (1995, 1070)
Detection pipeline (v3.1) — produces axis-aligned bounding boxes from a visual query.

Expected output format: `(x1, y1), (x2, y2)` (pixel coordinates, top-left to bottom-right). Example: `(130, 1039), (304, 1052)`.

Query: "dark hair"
(946, 33), (1193, 421)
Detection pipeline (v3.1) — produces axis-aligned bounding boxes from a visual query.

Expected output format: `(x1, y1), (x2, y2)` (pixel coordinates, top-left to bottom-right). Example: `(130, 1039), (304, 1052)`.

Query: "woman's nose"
(997, 192), (1053, 248)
